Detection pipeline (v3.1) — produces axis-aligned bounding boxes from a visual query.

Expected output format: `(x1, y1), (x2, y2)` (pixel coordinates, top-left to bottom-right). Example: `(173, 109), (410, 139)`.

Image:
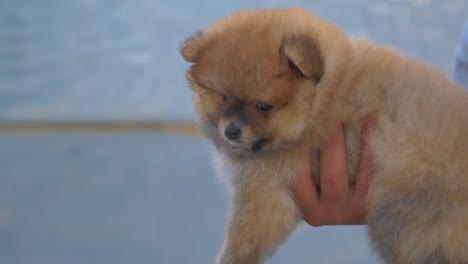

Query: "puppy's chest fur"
(214, 146), (305, 188)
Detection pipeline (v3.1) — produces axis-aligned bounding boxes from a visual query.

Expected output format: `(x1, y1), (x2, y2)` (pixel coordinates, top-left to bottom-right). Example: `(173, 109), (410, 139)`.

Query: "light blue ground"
(0, 1), (467, 263)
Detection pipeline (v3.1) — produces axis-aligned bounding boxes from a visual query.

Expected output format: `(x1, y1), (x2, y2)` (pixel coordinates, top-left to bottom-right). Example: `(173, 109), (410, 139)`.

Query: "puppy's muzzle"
(224, 123), (242, 141)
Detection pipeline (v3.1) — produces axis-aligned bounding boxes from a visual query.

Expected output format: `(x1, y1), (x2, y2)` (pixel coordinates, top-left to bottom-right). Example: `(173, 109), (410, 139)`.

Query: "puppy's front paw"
(216, 249), (263, 264)
(217, 256), (261, 264)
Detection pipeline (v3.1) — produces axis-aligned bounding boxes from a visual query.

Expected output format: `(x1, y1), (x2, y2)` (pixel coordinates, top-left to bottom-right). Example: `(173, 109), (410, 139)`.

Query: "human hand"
(292, 117), (376, 226)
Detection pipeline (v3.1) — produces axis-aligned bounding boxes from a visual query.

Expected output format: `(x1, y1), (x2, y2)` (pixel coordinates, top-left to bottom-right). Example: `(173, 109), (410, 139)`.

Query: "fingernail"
(326, 125), (344, 146)
(363, 117), (376, 133)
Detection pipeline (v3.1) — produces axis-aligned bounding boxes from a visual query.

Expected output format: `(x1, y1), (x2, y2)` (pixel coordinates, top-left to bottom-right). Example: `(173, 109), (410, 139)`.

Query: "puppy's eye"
(222, 95), (228, 102)
(256, 102), (272, 112)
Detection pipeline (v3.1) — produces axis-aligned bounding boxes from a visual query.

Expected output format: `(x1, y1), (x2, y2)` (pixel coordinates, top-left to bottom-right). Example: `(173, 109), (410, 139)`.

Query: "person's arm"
(454, 19), (468, 89)
(292, 117), (375, 226)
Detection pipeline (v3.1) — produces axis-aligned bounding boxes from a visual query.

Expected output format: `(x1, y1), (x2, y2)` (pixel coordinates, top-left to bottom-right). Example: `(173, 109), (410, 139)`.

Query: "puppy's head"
(181, 8), (341, 156)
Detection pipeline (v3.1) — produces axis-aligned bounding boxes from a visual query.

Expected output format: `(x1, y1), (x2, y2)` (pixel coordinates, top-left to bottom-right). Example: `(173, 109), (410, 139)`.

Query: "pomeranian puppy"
(180, 8), (468, 264)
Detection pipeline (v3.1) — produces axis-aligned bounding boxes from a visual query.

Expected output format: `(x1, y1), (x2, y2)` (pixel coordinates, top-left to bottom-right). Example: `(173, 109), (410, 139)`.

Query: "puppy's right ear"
(180, 32), (206, 63)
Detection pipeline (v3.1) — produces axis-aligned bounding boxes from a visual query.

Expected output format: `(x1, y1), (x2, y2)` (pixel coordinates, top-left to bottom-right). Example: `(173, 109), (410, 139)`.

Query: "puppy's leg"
(217, 184), (300, 264)
(368, 187), (468, 264)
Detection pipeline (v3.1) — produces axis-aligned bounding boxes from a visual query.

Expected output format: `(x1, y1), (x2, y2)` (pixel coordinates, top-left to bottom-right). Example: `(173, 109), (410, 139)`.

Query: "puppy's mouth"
(251, 138), (269, 153)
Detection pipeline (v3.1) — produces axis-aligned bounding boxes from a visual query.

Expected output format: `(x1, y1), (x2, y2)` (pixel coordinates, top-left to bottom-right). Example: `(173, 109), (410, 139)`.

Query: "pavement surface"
(0, 0), (467, 263)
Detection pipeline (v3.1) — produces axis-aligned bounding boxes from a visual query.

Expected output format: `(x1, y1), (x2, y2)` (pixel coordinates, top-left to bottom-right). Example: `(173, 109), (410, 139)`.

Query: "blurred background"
(0, 0), (466, 263)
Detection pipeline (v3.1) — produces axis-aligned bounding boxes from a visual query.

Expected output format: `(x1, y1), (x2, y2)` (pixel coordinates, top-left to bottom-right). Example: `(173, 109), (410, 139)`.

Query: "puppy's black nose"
(224, 124), (242, 141)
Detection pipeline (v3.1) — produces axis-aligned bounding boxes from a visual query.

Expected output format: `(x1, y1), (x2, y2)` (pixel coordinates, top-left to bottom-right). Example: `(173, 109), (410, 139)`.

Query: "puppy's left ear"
(281, 34), (324, 83)
(180, 32), (207, 63)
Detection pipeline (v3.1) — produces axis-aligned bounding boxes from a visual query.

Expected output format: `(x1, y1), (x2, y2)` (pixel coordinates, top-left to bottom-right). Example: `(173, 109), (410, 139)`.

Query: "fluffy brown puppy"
(181, 7), (468, 264)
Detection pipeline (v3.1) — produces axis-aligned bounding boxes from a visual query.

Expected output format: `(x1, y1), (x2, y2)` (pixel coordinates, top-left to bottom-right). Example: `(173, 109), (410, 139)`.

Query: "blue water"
(0, 0), (466, 120)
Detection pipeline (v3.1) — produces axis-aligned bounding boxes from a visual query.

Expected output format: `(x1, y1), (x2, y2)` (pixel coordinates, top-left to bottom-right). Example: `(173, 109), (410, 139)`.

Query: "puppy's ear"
(180, 32), (206, 63)
(281, 34), (324, 83)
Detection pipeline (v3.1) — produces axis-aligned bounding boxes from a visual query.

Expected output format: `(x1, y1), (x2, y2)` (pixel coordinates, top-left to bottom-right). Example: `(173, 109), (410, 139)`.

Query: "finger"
(292, 154), (319, 219)
(320, 125), (350, 201)
(354, 117), (377, 202)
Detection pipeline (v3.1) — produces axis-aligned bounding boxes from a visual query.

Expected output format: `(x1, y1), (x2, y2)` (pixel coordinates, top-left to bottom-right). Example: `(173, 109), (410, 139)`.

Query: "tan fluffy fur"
(181, 8), (468, 264)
